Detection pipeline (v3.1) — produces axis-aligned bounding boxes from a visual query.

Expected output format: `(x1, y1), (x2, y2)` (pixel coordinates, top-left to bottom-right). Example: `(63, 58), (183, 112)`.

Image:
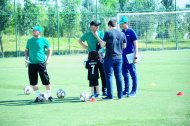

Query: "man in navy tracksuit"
(119, 17), (139, 97)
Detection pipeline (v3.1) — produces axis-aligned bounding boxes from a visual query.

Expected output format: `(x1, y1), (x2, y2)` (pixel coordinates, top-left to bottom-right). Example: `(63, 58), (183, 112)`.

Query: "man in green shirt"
(79, 21), (107, 96)
(25, 25), (53, 102)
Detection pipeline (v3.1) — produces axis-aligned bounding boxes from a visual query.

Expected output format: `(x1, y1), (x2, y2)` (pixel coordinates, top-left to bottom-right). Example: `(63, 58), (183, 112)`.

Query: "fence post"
(14, 0), (18, 57)
(96, 0), (98, 20)
(175, 0), (179, 50)
(56, 0), (60, 55)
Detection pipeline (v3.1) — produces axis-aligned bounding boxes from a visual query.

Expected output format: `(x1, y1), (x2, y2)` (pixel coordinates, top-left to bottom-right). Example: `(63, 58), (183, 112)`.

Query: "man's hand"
(45, 59), (50, 66)
(133, 59), (138, 64)
(25, 59), (29, 67)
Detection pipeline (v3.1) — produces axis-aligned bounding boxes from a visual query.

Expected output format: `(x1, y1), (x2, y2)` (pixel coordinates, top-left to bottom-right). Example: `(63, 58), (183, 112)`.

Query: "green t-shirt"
(80, 31), (104, 52)
(26, 37), (50, 64)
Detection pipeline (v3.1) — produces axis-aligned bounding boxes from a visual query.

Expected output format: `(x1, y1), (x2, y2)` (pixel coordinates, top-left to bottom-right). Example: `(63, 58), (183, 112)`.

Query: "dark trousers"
(122, 62), (138, 93)
(98, 62), (107, 93)
(104, 58), (123, 99)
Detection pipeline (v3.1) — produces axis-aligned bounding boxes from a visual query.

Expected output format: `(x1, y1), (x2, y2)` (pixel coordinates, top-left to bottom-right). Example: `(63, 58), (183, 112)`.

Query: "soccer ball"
(24, 86), (32, 95)
(56, 89), (66, 99)
(38, 93), (48, 102)
(80, 92), (89, 102)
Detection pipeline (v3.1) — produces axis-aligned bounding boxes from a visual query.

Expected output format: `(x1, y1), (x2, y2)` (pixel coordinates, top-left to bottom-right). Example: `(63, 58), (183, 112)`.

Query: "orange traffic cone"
(90, 97), (96, 102)
(177, 92), (183, 96)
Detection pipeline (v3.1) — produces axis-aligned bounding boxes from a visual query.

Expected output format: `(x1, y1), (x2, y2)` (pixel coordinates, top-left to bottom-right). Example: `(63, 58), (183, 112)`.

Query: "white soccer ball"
(24, 86), (32, 95)
(38, 93), (48, 102)
(80, 92), (89, 102)
(56, 89), (66, 99)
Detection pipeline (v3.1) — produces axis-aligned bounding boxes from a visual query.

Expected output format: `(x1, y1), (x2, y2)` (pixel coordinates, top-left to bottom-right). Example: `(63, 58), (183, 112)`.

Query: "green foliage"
(161, 0), (175, 10)
(0, 0), (11, 32)
(44, 6), (57, 37)
(61, 0), (81, 37)
(17, 0), (41, 35)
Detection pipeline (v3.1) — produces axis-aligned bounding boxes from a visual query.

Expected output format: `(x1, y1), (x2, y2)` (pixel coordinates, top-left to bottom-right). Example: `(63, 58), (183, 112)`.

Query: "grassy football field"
(0, 50), (190, 126)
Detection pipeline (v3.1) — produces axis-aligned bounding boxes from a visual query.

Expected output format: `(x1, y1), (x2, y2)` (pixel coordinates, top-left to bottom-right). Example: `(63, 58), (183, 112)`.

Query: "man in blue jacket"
(119, 17), (139, 97)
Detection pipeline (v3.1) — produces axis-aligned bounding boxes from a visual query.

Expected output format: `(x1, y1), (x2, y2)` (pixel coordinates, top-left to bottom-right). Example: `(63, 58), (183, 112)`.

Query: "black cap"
(90, 21), (101, 26)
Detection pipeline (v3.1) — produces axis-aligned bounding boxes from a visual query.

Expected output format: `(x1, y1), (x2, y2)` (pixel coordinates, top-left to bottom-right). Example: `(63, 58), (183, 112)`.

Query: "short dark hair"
(88, 51), (99, 60)
(108, 19), (117, 27)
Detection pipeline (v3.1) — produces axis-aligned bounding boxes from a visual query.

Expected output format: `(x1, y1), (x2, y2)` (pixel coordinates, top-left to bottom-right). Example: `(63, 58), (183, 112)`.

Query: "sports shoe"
(48, 96), (54, 102)
(89, 95), (94, 99)
(102, 96), (113, 100)
(102, 92), (107, 96)
(123, 91), (129, 96)
(127, 92), (136, 97)
(34, 97), (39, 103)
(94, 94), (100, 98)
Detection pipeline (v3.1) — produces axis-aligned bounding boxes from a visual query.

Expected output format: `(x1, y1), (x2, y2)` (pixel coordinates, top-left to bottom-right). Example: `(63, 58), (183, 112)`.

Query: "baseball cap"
(32, 25), (43, 33)
(90, 21), (101, 26)
(119, 17), (128, 24)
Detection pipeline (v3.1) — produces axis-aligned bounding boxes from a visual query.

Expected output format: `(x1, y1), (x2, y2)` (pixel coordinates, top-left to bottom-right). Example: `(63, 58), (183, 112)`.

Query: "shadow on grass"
(0, 97), (82, 106)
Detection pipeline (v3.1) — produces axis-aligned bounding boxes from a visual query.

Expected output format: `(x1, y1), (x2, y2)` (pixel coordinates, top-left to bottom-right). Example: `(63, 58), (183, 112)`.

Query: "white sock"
(47, 90), (51, 98)
(35, 90), (40, 97)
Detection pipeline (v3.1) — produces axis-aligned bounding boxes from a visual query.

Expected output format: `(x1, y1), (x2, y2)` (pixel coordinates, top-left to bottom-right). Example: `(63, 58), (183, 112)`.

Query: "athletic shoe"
(102, 96), (113, 100)
(102, 92), (107, 96)
(118, 97), (123, 100)
(127, 92), (136, 97)
(34, 97), (39, 103)
(94, 94), (100, 98)
(89, 95), (94, 99)
(48, 96), (54, 102)
(123, 91), (129, 96)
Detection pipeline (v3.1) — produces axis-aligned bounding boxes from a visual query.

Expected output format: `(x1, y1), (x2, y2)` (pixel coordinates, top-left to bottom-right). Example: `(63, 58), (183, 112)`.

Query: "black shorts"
(89, 79), (99, 87)
(28, 63), (50, 86)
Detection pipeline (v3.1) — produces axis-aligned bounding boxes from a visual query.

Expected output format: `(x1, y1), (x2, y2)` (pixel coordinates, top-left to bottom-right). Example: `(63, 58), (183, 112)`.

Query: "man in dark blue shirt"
(93, 19), (126, 100)
(119, 16), (139, 97)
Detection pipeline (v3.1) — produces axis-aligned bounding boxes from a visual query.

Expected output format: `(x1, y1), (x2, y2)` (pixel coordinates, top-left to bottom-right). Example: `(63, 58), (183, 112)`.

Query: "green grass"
(0, 50), (190, 126)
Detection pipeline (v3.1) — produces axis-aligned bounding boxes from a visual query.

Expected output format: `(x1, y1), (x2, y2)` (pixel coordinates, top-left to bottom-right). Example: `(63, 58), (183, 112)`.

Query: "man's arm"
(78, 39), (88, 49)
(133, 40), (138, 64)
(92, 31), (106, 47)
(25, 49), (28, 60)
(24, 49), (29, 67)
(45, 47), (52, 65)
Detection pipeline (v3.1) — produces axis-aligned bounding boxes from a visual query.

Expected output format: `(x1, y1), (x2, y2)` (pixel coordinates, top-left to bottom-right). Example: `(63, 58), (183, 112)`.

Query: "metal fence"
(0, 0), (190, 57)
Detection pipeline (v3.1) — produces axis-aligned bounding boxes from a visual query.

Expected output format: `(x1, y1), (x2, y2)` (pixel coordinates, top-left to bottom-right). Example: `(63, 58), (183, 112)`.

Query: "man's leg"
(104, 58), (113, 99)
(98, 62), (107, 95)
(113, 59), (123, 99)
(128, 64), (138, 93)
(28, 64), (40, 102)
(33, 85), (40, 97)
(45, 84), (52, 98)
(122, 62), (130, 94)
(38, 63), (53, 101)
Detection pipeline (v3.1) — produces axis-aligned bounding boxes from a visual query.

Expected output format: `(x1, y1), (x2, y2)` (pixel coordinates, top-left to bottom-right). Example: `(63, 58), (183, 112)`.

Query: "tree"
(161, 0), (174, 10)
(98, 0), (118, 31)
(44, 6), (57, 37)
(80, 0), (94, 33)
(17, 0), (40, 35)
(61, 0), (81, 53)
(0, 0), (11, 57)
(159, 0), (175, 39)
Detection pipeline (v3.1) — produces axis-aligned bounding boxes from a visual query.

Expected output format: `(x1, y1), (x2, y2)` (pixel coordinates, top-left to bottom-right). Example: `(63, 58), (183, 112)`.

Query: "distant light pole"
(96, 0), (98, 20)
(14, 0), (19, 57)
(175, 0), (178, 50)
